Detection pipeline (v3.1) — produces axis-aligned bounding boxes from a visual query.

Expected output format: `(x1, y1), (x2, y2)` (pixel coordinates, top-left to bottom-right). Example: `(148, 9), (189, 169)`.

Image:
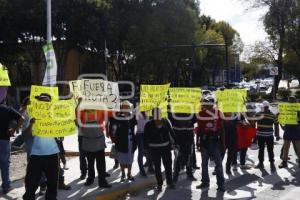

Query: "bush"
(277, 88), (291, 101)
(261, 93), (272, 101)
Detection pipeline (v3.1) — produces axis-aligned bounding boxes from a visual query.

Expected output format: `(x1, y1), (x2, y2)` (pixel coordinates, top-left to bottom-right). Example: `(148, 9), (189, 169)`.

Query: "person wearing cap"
(254, 100), (279, 171)
(114, 100), (137, 182)
(279, 96), (300, 168)
(196, 97), (225, 192)
(144, 107), (177, 191)
(0, 97), (24, 194)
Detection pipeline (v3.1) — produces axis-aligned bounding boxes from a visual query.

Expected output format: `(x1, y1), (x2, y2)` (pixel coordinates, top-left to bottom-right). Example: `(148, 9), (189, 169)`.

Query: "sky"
(200, 0), (268, 48)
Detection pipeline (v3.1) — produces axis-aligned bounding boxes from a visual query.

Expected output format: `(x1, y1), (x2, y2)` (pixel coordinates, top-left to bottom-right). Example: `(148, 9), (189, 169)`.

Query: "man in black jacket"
(144, 108), (176, 191)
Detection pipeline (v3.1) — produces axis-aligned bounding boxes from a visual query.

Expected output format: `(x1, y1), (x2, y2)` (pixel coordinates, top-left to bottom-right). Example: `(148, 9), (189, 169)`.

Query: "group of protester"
(1, 92), (300, 200)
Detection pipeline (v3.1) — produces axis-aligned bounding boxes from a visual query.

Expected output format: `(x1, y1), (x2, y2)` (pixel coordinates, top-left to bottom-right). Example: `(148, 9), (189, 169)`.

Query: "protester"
(115, 101), (137, 182)
(254, 100), (279, 171)
(144, 107), (176, 191)
(75, 98), (88, 180)
(196, 97), (225, 192)
(169, 113), (197, 182)
(135, 111), (151, 177)
(23, 94), (60, 200)
(0, 97), (24, 194)
(279, 96), (300, 168)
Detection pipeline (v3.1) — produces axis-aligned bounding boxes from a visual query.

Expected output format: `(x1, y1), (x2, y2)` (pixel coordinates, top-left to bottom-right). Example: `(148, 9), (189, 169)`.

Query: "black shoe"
(270, 163), (276, 171)
(140, 171), (147, 177)
(84, 179), (94, 186)
(105, 172), (110, 177)
(193, 166), (200, 170)
(278, 161), (288, 169)
(226, 169), (232, 175)
(127, 175), (135, 181)
(168, 184), (176, 189)
(120, 174), (126, 182)
(80, 174), (86, 180)
(59, 183), (71, 190)
(187, 175), (197, 181)
(196, 183), (209, 189)
(99, 182), (112, 188)
(255, 163), (264, 169)
(217, 185), (226, 192)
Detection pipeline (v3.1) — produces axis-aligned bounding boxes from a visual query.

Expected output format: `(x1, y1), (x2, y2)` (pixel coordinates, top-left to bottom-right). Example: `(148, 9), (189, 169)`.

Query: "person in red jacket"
(196, 97), (225, 192)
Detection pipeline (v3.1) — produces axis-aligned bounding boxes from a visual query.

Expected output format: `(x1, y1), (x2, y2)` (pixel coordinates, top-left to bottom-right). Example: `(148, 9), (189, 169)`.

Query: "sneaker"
(217, 185), (226, 192)
(127, 176), (135, 181)
(59, 183), (71, 190)
(38, 186), (46, 196)
(84, 179), (94, 186)
(80, 174), (86, 180)
(120, 174), (126, 182)
(278, 161), (288, 169)
(99, 182), (112, 188)
(196, 183), (209, 189)
(255, 163), (264, 169)
(167, 184), (176, 189)
(270, 163), (276, 172)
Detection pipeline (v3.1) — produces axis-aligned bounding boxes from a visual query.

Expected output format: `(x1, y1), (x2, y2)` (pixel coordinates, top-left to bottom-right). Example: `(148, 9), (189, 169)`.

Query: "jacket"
(114, 114), (137, 153)
(143, 119), (176, 149)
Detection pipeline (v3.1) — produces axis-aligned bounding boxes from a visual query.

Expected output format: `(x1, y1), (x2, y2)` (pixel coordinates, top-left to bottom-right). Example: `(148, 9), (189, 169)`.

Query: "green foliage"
(277, 88), (291, 101)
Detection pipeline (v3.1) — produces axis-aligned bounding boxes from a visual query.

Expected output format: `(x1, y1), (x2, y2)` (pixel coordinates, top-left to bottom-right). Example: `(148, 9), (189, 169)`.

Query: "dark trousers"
(136, 133), (146, 173)
(239, 148), (248, 165)
(226, 147), (237, 170)
(86, 150), (106, 184)
(78, 136), (87, 176)
(258, 136), (274, 163)
(201, 140), (224, 187)
(150, 146), (173, 186)
(174, 143), (193, 177)
(192, 139), (197, 167)
(23, 154), (59, 200)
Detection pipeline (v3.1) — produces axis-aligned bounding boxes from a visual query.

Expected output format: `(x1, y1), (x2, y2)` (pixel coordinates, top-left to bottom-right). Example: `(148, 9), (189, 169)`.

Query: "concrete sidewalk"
(1, 135), (160, 200)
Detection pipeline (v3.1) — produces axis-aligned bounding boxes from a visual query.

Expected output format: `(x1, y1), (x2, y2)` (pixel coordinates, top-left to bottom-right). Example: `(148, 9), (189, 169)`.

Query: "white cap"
(262, 100), (270, 108)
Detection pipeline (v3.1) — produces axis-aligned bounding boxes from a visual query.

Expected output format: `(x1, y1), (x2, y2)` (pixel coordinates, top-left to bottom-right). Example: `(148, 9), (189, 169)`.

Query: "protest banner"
(0, 64), (11, 86)
(69, 80), (82, 103)
(30, 85), (59, 101)
(169, 87), (201, 113)
(28, 99), (76, 137)
(278, 103), (300, 125)
(216, 89), (247, 113)
(139, 84), (170, 112)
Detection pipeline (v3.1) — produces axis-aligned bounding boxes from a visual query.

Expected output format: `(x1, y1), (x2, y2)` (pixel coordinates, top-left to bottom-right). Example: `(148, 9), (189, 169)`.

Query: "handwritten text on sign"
(278, 103), (300, 125)
(70, 79), (120, 111)
(139, 84), (170, 112)
(0, 64), (11, 86)
(169, 87), (201, 113)
(216, 89), (247, 113)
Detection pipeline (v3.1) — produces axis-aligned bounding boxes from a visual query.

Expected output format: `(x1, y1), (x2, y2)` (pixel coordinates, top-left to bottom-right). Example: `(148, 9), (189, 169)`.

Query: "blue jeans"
(201, 139), (224, 187)
(136, 133), (146, 173)
(0, 139), (11, 190)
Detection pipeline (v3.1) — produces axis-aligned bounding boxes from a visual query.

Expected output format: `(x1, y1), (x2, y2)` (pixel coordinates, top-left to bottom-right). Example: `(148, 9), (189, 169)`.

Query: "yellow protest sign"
(30, 85), (59, 101)
(139, 84), (170, 112)
(169, 87), (201, 113)
(278, 103), (300, 125)
(0, 64), (11, 86)
(216, 89), (247, 113)
(28, 99), (76, 137)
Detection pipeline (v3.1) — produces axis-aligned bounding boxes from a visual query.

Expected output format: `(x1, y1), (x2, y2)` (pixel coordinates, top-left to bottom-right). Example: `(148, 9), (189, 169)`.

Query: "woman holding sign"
(115, 101), (137, 182)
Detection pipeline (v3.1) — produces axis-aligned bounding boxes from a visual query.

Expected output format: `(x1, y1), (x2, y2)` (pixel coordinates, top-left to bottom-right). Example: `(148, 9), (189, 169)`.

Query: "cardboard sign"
(169, 87), (201, 113)
(0, 64), (11, 86)
(139, 84), (170, 112)
(278, 103), (300, 125)
(216, 89), (247, 113)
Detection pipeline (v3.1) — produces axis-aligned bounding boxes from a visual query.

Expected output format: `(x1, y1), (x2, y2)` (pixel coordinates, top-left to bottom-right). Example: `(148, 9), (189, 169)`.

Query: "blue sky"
(200, 0), (268, 47)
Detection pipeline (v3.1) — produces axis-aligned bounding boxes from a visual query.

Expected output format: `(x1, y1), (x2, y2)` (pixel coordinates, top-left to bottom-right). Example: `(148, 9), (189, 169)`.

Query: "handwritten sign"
(0, 64), (11, 86)
(30, 85), (59, 101)
(169, 87), (201, 113)
(278, 103), (300, 125)
(28, 99), (76, 137)
(139, 84), (170, 112)
(216, 89), (247, 113)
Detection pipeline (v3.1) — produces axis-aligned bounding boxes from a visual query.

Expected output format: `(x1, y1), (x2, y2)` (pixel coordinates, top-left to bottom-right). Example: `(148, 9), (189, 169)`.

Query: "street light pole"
(46, 0), (52, 43)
